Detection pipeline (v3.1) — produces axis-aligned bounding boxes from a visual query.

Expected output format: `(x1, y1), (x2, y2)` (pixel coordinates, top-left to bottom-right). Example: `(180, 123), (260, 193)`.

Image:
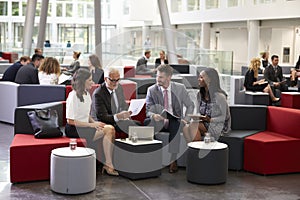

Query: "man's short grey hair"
(104, 67), (120, 78)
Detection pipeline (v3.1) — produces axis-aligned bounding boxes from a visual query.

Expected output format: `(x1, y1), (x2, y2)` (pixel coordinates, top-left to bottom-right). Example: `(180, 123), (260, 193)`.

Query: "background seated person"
(136, 50), (156, 75)
(14, 54), (44, 84)
(62, 51), (81, 75)
(183, 68), (230, 143)
(92, 67), (141, 134)
(38, 57), (61, 85)
(1, 56), (31, 82)
(244, 58), (280, 102)
(264, 54), (288, 92)
(290, 55), (300, 87)
(155, 50), (168, 68)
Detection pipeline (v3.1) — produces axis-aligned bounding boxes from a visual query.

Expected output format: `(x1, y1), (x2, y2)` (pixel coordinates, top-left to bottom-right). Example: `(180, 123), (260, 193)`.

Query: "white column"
(200, 23), (211, 49)
(94, 0), (102, 65)
(23, 0), (37, 56)
(247, 20), (260, 61)
(37, 0), (49, 49)
(157, 0), (178, 64)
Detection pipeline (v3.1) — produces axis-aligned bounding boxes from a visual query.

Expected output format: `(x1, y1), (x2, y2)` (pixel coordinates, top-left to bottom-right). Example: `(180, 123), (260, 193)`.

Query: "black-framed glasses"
(108, 77), (120, 82)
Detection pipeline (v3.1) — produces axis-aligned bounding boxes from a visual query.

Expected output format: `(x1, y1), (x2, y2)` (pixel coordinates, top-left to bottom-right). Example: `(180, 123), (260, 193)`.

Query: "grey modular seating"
(219, 105), (267, 170)
(229, 75), (270, 105)
(155, 104), (268, 170)
(0, 81), (66, 124)
(14, 102), (64, 135)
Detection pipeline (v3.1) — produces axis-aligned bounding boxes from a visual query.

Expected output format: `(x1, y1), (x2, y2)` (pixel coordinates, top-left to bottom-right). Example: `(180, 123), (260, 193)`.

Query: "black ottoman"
(187, 141), (228, 185)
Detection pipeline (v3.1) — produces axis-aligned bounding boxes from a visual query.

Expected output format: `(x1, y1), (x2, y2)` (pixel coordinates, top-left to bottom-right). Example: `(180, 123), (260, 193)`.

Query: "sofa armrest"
(230, 105), (267, 130)
(18, 84), (66, 106)
(14, 102), (64, 135)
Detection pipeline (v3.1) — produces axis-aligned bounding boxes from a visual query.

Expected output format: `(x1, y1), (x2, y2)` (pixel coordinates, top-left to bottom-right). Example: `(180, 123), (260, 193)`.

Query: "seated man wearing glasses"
(91, 67), (140, 134)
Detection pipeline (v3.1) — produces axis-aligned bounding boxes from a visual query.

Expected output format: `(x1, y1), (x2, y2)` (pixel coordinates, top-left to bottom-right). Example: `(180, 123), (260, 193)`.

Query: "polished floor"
(1, 122), (300, 200)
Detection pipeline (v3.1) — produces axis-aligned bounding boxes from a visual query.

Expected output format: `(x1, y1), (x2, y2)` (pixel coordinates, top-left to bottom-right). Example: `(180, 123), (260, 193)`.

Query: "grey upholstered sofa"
(0, 81), (65, 124)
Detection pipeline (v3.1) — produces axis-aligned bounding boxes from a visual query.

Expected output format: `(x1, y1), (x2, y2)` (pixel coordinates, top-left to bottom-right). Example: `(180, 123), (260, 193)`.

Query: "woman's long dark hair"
(199, 68), (227, 101)
(72, 68), (91, 102)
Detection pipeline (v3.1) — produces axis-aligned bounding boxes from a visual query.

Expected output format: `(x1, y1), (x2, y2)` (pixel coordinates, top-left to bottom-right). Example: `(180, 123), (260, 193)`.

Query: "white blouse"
(66, 90), (91, 123)
(38, 71), (59, 85)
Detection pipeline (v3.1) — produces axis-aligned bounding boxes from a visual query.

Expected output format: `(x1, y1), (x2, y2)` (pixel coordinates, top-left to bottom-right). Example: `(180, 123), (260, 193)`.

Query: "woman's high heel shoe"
(272, 97), (280, 103)
(102, 166), (119, 176)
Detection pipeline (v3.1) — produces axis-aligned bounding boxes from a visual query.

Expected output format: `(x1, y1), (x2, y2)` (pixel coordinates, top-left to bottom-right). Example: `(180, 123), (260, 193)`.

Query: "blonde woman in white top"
(38, 57), (60, 85)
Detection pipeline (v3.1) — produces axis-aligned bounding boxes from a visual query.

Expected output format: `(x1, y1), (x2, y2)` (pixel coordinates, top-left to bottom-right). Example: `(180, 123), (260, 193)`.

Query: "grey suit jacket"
(145, 82), (194, 121)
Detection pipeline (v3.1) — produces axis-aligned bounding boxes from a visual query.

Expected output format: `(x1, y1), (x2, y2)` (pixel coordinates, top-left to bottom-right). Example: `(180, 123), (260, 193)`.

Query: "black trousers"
(144, 117), (183, 154)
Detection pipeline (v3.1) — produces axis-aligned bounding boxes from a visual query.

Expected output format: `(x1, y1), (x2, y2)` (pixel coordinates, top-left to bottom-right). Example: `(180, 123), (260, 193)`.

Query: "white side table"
(186, 141), (228, 184)
(114, 139), (162, 180)
(50, 147), (96, 194)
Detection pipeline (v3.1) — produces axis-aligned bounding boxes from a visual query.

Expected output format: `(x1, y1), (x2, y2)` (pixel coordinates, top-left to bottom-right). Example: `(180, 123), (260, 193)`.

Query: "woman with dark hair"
(183, 68), (231, 142)
(65, 68), (118, 176)
(88, 54), (104, 84)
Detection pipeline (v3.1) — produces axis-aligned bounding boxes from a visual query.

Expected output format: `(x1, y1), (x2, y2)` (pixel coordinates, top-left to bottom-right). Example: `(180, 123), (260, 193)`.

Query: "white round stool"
(50, 147), (96, 194)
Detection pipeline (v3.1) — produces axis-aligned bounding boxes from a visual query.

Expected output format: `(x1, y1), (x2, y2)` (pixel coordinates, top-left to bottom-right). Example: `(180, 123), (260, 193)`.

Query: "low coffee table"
(114, 138), (162, 180)
(186, 141), (228, 185)
(50, 147), (96, 194)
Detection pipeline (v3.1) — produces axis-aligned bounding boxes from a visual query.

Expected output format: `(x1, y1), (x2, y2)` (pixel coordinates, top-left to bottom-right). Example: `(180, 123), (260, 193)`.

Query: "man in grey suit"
(144, 64), (194, 173)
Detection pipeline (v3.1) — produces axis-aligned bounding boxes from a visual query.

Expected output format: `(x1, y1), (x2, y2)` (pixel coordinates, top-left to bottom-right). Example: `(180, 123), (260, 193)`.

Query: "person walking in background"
(144, 64), (194, 173)
(144, 35), (152, 50)
(38, 57), (61, 85)
(15, 54), (44, 84)
(136, 50), (156, 75)
(1, 56), (31, 82)
(88, 54), (104, 84)
(155, 50), (168, 68)
(244, 58), (280, 102)
(65, 68), (118, 176)
(183, 68), (231, 143)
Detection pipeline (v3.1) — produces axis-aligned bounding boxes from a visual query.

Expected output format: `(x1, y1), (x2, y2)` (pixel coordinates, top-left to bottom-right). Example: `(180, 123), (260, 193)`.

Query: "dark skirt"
(65, 123), (98, 153)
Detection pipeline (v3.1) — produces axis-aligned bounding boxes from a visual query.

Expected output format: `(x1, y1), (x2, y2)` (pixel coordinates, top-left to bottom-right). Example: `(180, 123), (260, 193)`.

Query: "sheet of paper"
(58, 73), (72, 84)
(128, 98), (146, 116)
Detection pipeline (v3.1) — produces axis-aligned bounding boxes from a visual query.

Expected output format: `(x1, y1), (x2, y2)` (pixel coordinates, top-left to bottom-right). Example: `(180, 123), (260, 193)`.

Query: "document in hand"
(128, 98), (146, 116)
(161, 109), (180, 120)
(58, 73), (72, 84)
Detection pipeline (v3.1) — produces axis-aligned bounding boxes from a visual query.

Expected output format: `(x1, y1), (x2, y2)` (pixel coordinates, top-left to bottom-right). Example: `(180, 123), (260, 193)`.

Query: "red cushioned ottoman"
(244, 131), (300, 175)
(281, 92), (300, 109)
(10, 134), (86, 183)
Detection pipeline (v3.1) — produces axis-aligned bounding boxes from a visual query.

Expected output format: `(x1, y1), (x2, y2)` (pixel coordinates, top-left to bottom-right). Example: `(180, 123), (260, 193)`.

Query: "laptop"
(128, 126), (154, 141)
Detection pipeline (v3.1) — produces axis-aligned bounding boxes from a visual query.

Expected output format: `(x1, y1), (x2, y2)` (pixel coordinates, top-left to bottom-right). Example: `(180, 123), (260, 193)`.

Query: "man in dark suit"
(136, 50), (155, 75)
(155, 50), (168, 68)
(15, 54), (44, 84)
(144, 64), (194, 173)
(264, 54), (287, 91)
(1, 56), (31, 82)
(92, 67), (140, 134)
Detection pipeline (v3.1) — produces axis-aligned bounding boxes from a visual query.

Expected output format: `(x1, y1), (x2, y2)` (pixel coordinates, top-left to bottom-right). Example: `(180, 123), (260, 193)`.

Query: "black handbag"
(27, 109), (63, 139)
